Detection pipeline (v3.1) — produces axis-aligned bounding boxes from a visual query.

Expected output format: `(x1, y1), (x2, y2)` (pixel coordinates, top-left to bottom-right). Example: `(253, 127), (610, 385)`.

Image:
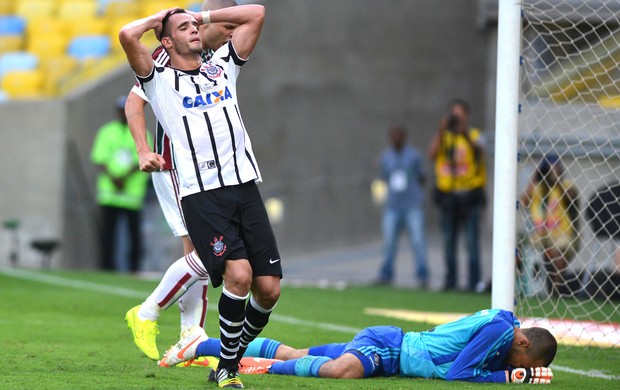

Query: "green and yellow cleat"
(125, 305), (160, 360)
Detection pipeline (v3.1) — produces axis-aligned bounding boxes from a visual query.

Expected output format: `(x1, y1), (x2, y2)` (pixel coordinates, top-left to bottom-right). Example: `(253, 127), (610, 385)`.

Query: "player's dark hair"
(160, 8), (188, 40)
(522, 327), (557, 367)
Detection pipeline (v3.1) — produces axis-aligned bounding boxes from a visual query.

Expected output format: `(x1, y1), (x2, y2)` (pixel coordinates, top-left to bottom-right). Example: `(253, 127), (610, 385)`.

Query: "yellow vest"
(434, 128), (486, 192)
(529, 180), (575, 238)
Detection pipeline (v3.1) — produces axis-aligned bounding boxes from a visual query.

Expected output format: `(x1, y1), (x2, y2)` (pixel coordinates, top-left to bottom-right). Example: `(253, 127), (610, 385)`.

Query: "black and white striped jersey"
(137, 41), (261, 199)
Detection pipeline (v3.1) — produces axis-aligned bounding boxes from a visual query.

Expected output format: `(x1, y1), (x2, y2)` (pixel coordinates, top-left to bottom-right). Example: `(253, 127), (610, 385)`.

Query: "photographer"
(428, 99), (487, 291)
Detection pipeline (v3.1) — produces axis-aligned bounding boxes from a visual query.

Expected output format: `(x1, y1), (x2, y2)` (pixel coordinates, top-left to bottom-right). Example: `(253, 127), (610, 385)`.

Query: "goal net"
(516, 0), (620, 351)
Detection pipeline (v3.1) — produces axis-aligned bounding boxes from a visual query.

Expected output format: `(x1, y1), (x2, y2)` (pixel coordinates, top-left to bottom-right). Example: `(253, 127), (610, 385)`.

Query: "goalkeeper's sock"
(196, 338), (221, 358)
(269, 356), (331, 377)
(244, 337), (281, 359)
(195, 338), (282, 359)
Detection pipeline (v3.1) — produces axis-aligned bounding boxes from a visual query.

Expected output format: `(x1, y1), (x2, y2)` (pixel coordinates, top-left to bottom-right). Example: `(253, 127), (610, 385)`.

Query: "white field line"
(1, 267), (617, 381)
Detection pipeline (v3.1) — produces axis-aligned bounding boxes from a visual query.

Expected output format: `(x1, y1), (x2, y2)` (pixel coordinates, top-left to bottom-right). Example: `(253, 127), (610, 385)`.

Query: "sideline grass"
(0, 269), (617, 389)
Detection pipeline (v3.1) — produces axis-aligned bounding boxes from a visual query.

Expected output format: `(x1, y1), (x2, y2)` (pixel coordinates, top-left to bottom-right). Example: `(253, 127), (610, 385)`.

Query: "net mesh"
(516, 0), (620, 353)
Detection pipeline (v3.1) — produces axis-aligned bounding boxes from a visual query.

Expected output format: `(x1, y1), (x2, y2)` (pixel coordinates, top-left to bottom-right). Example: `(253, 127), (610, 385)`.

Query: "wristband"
(201, 10), (211, 24)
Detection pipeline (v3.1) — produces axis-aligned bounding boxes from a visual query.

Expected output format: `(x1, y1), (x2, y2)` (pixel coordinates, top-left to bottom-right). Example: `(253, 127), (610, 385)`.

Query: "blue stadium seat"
(0, 15), (26, 35)
(68, 35), (111, 60)
(0, 51), (38, 79)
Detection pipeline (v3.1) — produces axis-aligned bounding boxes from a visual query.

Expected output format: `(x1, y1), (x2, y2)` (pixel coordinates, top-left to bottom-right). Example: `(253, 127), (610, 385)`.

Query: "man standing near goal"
(123, 0), (239, 364)
(120, 5), (281, 388)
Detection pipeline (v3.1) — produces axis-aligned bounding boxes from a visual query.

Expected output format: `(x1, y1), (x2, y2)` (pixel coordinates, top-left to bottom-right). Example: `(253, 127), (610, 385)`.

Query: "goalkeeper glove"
(509, 367), (553, 384)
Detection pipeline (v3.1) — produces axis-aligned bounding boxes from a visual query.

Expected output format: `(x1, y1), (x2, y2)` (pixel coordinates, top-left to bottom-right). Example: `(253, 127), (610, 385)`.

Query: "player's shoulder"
(151, 45), (171, 67)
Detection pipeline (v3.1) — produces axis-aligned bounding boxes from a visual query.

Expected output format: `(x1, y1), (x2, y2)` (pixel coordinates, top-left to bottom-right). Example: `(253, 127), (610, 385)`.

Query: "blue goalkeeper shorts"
(310, 326), (403, 377)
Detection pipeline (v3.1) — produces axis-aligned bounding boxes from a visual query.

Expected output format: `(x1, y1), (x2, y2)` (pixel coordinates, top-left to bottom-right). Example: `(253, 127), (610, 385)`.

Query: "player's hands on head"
(153, 7), (181, 40)
(509, 367), (553, 384)
(186, 10), (203, 25)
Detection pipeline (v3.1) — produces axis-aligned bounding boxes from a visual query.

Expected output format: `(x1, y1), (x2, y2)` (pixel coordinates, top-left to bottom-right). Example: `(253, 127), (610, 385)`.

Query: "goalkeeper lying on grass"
(160, 308), (556, 384)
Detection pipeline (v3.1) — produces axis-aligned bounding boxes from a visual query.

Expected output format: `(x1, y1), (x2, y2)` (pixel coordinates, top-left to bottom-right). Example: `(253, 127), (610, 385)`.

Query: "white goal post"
(493, 0), (620, 351)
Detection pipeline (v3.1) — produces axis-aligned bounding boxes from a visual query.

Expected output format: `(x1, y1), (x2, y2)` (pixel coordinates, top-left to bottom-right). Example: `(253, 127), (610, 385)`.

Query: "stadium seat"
(139, 0), (179, 18)
(1, 69), (44, 98)
(68, 35), (110, 61)
(15, 0), (57, 20)
(27, 34), (69, 59)
(0, 36), (24, 54)
(0, 15), (26, 35)
(26, 18), (68, 41)
(57, 0), (98, 20)
(65, 17), (108, 39)
(0, 51), (38, 80)
(0, 0), (15, 15)
(103, 0), (140, 19)
(185, 2), (202, 12)
(40, 55), (79, 94)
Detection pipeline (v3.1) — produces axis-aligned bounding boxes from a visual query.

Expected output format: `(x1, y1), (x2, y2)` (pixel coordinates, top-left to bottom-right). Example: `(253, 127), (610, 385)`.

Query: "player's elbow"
(118, 28), (132, 49)
(248, 4), (265, 25)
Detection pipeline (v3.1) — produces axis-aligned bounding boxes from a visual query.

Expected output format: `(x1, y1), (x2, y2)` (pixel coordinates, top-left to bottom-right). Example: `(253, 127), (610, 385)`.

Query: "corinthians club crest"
(201, 63), (222, 78)
(211, 236), (227, 257)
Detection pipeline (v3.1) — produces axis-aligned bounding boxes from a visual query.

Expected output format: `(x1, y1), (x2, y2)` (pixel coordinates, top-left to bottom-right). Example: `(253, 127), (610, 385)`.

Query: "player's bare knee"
(319, 360), (363, 379)
(274, 345), (308, 360)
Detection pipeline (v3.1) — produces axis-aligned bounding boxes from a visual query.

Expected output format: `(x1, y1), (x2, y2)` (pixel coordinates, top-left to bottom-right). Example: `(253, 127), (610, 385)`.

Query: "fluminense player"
(119, 5), (281, 388)
(123, 0), (238, 364)
(161, 309), (557, 384)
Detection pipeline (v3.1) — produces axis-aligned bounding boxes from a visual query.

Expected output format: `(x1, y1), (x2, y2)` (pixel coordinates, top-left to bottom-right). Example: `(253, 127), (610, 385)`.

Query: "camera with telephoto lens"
(447, 114), (459, 130)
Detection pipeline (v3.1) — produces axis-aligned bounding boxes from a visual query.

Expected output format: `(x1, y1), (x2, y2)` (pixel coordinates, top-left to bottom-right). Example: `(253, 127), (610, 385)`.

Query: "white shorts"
(152, 170), (188, 237)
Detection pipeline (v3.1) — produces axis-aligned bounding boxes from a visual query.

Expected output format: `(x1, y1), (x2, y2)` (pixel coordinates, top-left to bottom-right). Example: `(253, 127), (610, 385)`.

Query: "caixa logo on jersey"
(182, 86), (233, 108)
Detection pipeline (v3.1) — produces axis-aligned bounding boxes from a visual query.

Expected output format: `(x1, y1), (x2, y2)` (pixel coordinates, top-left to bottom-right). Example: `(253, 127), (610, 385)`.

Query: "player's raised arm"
(191, 4), (265, 59)
(119, 8), (177, 77)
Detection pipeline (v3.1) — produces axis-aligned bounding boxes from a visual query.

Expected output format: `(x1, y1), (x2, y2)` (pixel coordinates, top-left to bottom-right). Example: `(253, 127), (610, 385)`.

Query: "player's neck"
(170, 54), (202, 71)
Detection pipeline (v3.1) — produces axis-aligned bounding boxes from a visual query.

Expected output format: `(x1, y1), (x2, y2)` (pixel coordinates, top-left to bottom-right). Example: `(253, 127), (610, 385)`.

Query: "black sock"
(217, 288), (247, 369)
(237, 295), (273, 359)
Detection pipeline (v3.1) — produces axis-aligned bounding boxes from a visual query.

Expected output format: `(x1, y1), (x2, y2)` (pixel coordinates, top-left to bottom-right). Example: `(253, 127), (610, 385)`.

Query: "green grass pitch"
(0, 268), (618, 389)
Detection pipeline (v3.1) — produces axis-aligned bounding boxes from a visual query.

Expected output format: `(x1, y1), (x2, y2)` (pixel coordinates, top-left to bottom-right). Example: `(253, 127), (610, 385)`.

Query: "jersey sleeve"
(445, 320), (514, 383)
(130, 82), (148, 102)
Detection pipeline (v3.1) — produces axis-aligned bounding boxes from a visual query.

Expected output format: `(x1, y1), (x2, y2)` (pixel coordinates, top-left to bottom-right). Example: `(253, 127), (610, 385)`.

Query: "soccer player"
(119, 5), (281, 388)
(161, 309), (556, 384)
(123, 0), (238, 363)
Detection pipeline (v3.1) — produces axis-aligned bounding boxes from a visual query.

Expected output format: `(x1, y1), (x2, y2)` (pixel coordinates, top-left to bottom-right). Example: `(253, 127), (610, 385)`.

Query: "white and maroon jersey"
(136, 41), (261, 198)
(131, 46), (175, 170)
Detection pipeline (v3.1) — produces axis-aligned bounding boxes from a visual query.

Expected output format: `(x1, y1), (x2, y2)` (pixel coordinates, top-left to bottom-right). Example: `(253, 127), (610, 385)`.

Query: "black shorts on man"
(181, 180), (282, 287)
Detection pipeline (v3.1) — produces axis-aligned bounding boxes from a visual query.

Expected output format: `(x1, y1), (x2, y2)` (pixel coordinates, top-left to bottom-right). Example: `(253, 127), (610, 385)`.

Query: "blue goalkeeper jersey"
(399, 309), (519, 382)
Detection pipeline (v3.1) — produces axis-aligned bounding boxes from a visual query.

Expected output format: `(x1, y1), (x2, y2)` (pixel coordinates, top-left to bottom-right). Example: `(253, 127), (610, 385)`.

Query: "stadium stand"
(0, 0), (204, 100)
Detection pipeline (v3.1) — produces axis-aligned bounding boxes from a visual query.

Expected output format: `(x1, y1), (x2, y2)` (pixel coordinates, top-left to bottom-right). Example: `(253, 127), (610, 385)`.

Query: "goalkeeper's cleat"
(158, 325), (208, 367)
(238, 357), (280, 374)
(213, 366), (244, 388)
(125, 305), (160, 360)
